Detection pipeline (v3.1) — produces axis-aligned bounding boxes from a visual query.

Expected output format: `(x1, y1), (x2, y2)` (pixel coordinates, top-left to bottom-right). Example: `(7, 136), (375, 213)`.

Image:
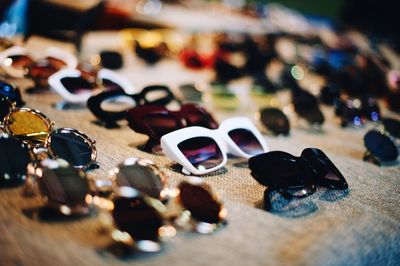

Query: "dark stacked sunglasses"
(249, 148), (348, 211)
(334, 96), (380, 127)
(87, 85), (177, 128)
(363, 118), (400, 165)
(126, 103), (218, 151)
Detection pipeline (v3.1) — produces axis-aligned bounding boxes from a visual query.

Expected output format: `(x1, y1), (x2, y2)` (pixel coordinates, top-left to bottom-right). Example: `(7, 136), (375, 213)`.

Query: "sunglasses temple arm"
(14, 131), (49, 138)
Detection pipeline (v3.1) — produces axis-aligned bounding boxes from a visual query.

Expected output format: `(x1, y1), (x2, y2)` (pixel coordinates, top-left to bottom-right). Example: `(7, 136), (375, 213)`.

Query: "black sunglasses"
(258, 107), (290, 136)
(87, 85), (178, 128)
(363, 120), (399, 165)
(249, 148), (348, 211)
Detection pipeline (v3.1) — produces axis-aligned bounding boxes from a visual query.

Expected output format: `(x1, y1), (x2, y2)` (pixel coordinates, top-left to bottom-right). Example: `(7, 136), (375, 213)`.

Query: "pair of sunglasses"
(2, 108), (97, 169)
(49, 68), (135, 104)
(258, 107), (290, 136)
(87, 85), (177, 128)
(291, 88), (325, 127)
(126, 103), (218, 151)
(0, 46), (77, 87)
(334, 96), (380, 127)
(161, 117), (269, 175)
(108, 158), (226, 251)
(363, 118), (400, 165)
(249, 148), (348, 211)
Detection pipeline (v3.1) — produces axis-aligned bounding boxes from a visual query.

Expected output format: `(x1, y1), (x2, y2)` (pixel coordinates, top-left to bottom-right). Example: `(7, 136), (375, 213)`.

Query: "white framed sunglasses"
(160, 117), (269, 175)
(48, 68), (135, 104)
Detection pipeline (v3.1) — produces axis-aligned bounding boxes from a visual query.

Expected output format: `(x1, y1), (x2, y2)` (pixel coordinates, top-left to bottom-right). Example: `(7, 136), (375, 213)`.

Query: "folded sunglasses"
(88, 85), (178, 128)
(249, 148), (348, 210)
(48, 68), (135, 104)
(161, 117), (269, 175)
(126, 103), (218, 151)
(0, 45), (77, 87)
(2, 107), (97, 169)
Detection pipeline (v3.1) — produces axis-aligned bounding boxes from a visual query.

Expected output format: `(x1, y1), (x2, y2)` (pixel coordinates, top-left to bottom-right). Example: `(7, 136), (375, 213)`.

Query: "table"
(0, 33), (399, 266)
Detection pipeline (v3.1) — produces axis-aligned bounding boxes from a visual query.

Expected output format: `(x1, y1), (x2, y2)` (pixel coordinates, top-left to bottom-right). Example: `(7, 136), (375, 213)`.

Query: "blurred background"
(0, 0), (399, 51)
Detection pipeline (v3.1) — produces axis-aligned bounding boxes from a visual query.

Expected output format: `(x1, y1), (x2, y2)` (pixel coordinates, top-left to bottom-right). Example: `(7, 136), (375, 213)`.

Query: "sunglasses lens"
(116, 160), (165, 199)
(7, 110), (50, 143)
(228, 128), (264, 156)
(179, 182), (222, 224)
(301, 148), (348, 189)
(45, 56), (67, 69)
(178, 137), (223, 171)
(101, 78), (124, 91)
(0, 134), (31, 187)
(60, 77), (94, 94)
(0, 97), (12, 121)
(382, 118), (400, 139)
(112, 187), (163, 241)
(0, 81), (24, 106)
(7, 55), (34, 69)
(49, 130), (94, 168)
(260, 108), (290, 135)
(293, 91), (324, 125)
(28, 62), (58, 79)
(249, 151), (305, 187)
(38, 160), (89, 207)
(364, 130), (398, 162)
(144, 113), (178, 138)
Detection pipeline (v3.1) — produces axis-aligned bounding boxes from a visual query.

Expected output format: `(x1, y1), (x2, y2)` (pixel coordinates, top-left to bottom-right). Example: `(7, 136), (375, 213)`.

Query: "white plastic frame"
(48, 68), (135, 103)
(161, 117), (269, 175)
(0, 46), (78, 78)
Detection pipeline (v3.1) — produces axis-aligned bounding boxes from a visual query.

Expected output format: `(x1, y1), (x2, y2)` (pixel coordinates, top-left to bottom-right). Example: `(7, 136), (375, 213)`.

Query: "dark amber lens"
(179, 182), (222, 224)
(28, 62), (59, 79)
(8, 55), (34, 69)
(7, 110), (50, 143)
(45, 56), (67, 69)
(260, 107), (290, 135)
(178, 137), (223, 171)
(112, 188), (163, 241)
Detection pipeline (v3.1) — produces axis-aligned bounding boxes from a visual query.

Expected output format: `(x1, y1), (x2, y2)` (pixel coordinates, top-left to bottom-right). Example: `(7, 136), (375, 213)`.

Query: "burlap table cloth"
(0, 33), (399, 266)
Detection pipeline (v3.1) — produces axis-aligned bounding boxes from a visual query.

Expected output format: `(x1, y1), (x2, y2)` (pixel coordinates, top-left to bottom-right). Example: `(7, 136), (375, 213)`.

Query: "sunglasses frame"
(249, 148), (348, 211)
(0, 46), (77, 78)
(126, 103), (217, 142)
(49, 68), (135, 104)
(3, 108), (97, 169)
(161, 117), (269, 175)
(88, 84), (177, 127)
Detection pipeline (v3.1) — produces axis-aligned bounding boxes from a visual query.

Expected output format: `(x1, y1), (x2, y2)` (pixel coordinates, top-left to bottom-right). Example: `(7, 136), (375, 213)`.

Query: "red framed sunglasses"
(126, 103), (218, 151)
